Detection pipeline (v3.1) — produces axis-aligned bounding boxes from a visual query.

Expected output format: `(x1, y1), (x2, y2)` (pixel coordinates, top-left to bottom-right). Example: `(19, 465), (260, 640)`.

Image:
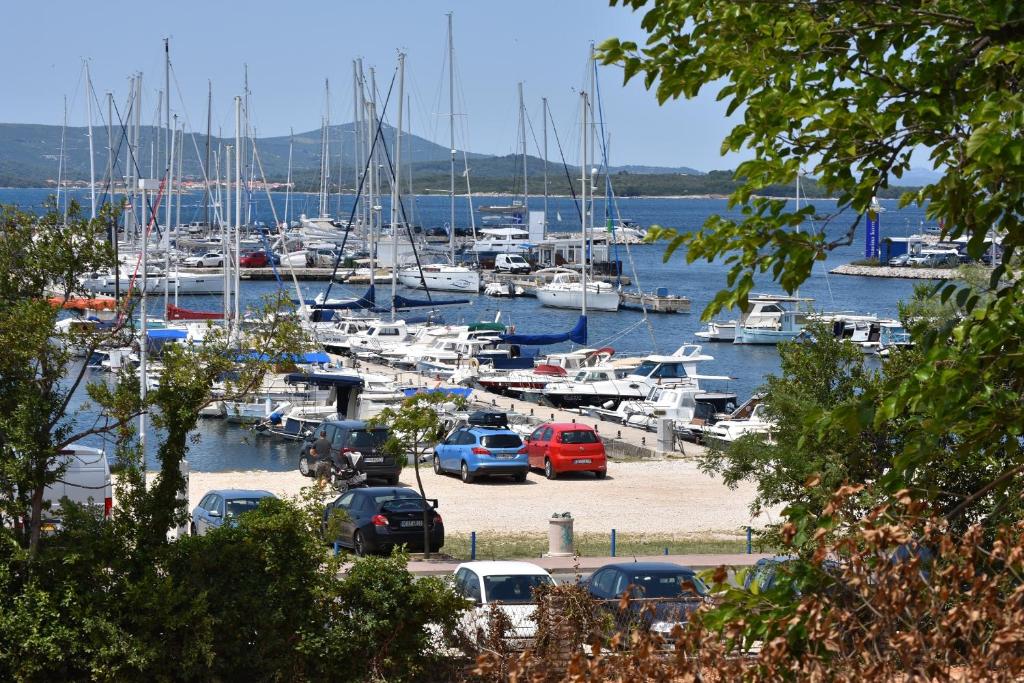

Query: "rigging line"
(547, 106), (583, 223)
(320, 70), (398, 303)
(373, 98), (434, 300)
(110, 96), (165, 241)
(248, 137), (283, 286)
(169, 65), (219, 230)
(593, 62), (658, 351)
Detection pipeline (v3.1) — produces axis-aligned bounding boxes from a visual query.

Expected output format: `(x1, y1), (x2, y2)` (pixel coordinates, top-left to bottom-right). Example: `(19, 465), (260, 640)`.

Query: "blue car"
(190, 488), (276, 536)
(433, 426), (528, 483)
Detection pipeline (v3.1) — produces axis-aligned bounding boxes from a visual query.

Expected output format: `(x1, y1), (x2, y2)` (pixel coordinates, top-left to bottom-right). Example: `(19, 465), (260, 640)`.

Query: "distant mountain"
(608, 164), (703, 175)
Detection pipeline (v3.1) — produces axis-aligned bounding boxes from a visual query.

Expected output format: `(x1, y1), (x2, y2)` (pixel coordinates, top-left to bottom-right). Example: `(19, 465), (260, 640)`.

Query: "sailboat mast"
(448, 12), (456, 264)
(57, 96), (67, 223)
(589, 44), (597, 235)
(205, 81), (212, 228)
(285, 129), (293, 227)
(164, 39), (172, 233)
(223, 144), (231, 326)
(106, 91), (116, 300)
(542, 96), (548, 238)
(795, 169), (801, 304)
(518, 82), (528, 209)
(580, 91), (588, 318)
(352, 60), (360, 224)
(85, 61), (97, 220)
(390, 53), (406, 322)
(234, 96), (242, 328)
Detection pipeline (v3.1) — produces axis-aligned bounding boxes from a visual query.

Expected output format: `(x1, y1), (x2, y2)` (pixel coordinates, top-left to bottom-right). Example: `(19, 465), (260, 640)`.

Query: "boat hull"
(398, 268), (480, 293)
(536, 288), (619, 312)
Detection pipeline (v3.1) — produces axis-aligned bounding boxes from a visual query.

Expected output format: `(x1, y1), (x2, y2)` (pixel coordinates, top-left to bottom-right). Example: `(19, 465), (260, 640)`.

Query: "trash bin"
(546, 512), (574, 557)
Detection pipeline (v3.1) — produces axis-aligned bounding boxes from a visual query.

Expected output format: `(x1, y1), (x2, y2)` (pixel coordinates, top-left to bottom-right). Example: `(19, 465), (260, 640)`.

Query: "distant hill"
(0, 122), (915, 199)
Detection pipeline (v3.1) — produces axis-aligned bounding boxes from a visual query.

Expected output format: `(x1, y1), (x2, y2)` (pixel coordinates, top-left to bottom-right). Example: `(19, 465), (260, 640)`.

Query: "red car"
(239, 250), (268, 268)
(525, 422), (607, 480)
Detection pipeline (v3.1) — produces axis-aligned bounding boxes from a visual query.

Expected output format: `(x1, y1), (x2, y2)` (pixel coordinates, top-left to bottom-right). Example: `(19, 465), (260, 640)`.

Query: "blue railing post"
(470, 531), (477, 560)
(746, 527), (752, 554)
(664, 547), (669, 556)
(611, 528), (617, 557)
(333, 541), (340, 557)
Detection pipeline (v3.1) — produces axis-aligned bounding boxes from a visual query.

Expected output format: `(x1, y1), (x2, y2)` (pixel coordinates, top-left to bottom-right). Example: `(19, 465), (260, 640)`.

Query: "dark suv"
(299, 420), (399, 484)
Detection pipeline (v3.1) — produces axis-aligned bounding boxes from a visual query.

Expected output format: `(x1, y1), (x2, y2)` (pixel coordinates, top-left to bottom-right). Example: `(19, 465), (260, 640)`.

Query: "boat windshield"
(634, 361), (689, 379)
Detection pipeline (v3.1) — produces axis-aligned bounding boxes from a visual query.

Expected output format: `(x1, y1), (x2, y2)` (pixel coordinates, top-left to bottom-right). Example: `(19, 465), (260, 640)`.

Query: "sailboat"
(537, 91), (620, 312)
(397, 14), (480, 294)
(300, 80), (348, 239)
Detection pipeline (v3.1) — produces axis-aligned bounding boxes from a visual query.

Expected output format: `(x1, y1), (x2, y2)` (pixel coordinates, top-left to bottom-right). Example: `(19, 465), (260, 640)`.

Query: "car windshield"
(625, 572), (708, 598)
(347, 429), (388, 450)
(481, 434), (523, 449)
(560, 430), (598, 444)
(483, 574), (554, 603)
(225, 497), (266, 518)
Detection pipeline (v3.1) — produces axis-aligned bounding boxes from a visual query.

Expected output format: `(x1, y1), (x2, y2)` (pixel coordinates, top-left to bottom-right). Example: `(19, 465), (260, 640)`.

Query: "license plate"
(574, 458), (592, 464)
(495, 453), (516, 460)
(364, 457), (384, 463)
(400, 520), (423, 527)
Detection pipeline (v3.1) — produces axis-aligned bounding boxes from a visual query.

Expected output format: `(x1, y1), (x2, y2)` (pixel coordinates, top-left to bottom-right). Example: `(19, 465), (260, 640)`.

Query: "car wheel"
(299, 456), (312, 477)
(545, 459), (557, 480)
(514, 472), (527, 483)
(460, 462), (474, 484)
(594, 469), (607, 480)
(216, 259), (223, 267)
(190, 523), (197, 537)
(433, 456), (442, 474)
(353, 531), (367, 557)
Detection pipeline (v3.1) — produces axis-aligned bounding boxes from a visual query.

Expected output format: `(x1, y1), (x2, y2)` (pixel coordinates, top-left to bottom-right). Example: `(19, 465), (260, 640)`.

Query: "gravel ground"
(184, 459), (773, 537)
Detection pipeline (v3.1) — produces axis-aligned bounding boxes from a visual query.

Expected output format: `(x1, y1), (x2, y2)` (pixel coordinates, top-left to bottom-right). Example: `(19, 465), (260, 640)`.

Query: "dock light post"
(611, 528), (617, 557)
(746, 527), (753, 554)
(470, 531), (477, 560)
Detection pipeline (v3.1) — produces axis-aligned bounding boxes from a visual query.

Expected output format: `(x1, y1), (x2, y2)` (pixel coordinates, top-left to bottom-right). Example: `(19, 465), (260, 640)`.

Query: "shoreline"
(830, 263), (959, 279)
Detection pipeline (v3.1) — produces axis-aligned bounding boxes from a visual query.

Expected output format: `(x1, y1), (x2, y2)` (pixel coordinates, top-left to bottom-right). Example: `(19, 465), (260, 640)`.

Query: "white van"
(42, 445), (113, 529)
(494, 253), (531, 274)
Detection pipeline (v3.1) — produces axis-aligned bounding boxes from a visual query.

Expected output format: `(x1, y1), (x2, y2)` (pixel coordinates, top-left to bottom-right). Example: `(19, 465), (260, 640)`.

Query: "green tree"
(601, 0), (1024, 530)
(370, 392), (466, 559)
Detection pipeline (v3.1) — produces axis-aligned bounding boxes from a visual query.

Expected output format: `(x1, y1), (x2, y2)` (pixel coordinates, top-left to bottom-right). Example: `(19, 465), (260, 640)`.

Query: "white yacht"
(397, 264), (480, 293)
(732, 295), (813, 344)
(536, 271), (619, 312)
(543, 344), (731, 410)
(694, 320), (737, 342)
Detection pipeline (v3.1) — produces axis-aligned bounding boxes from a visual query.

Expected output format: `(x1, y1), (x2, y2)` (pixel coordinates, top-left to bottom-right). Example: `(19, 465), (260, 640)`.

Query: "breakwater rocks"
(830, 264), (959, 280)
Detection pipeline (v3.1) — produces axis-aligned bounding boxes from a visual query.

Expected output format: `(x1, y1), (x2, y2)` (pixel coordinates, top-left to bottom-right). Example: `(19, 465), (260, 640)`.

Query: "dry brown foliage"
(473, 500), (1024, 682)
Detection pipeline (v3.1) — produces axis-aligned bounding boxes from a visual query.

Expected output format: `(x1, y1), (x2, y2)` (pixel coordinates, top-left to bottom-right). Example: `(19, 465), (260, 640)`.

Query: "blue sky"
(0, 1), (743, 169)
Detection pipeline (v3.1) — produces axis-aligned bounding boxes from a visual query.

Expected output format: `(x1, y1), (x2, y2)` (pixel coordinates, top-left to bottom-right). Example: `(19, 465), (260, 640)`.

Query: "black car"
(322, 486), (443, 556)
(583, 562), (708, 643)
(299, 419), (399, 484)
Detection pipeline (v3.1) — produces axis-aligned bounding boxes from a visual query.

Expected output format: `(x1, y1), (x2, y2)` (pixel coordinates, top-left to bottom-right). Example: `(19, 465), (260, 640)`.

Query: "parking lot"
(184, 457), (770, 538)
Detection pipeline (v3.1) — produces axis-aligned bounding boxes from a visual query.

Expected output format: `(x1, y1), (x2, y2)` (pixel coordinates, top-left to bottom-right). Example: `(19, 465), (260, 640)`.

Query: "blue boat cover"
(233, 351), (331, 363)
(499, 315), (587, 346)
(146, 328), (188, 339)
(284, 372), (365, 388)
(400, 387), (473, 399)
(309, 284), (376, 310)
(386, 294), (469, 311)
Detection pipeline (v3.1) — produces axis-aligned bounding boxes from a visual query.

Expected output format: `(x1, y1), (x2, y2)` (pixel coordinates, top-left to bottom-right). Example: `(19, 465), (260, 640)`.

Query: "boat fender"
(467, 358), (480, 369)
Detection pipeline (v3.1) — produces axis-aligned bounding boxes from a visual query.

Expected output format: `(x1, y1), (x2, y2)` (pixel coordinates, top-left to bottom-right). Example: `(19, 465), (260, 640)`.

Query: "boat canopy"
(479, 227), (529, 237)
(500, 315), (587, 346)
(385, 295), (470, 311)
(167, 304), (223, 320)
(400, 387), (473, 399)
(468, 322), (506, 332)
(305, 284), (376, 310)
(284, 372), (364, 389)
(48, 296), (117, 311)
(146, 329), (188, 340)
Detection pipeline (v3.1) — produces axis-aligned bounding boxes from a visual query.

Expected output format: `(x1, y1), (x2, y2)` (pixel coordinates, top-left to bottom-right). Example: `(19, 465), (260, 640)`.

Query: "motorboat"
(694, 320), (737, 342)
(586, 383), (738, 432)
(732, 295), (813, 345)
(483, 281), (524, 298)
(536, 271), (619, 312)
(542, 344), (730, 410)
(469, 347), (614, 396)
(702, 396), (773, 442)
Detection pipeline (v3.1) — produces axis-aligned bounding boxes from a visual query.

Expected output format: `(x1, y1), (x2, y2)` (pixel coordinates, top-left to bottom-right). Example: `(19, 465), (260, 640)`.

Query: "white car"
(183, 252), (224, 268)
(452, 561), (555, 649)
